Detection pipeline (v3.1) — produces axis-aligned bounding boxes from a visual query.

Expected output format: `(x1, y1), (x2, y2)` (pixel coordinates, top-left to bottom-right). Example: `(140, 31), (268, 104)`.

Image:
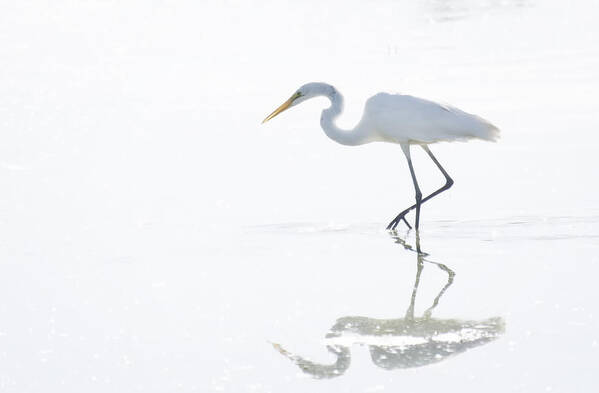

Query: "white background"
(1, 0), (598, 392)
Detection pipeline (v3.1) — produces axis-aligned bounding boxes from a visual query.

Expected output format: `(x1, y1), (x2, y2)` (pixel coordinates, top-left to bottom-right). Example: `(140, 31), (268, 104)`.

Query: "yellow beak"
(262, 92), (301, 124)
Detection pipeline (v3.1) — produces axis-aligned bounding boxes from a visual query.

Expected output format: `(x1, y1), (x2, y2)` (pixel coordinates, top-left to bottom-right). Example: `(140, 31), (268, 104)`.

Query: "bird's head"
(262, 83), (335, 123)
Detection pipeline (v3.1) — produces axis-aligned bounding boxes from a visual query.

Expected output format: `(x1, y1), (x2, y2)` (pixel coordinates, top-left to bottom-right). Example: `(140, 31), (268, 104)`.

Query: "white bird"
(262, 82), (499, 230)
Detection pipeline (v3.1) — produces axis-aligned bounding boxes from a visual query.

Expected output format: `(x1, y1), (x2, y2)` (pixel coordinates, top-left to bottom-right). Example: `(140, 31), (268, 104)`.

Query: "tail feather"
(472, 115), (500, 142)
(481, 122), (500, 142)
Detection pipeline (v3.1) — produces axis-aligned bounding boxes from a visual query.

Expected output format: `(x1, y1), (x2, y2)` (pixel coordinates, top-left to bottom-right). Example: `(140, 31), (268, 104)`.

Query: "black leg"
(387, 145), (454, 230)
(407, 155), (423, 230)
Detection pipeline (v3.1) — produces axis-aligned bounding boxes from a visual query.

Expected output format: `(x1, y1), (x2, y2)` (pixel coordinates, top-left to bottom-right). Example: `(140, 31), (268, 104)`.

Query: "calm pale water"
(1, 0), (598, 392)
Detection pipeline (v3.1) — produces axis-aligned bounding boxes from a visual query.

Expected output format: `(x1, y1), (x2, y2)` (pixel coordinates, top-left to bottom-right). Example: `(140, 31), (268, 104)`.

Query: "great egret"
(262, 82), (500, 230)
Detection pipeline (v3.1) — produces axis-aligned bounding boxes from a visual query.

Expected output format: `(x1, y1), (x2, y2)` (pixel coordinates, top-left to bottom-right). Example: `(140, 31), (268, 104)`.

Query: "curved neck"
(320, 88), (369, 146)
(280, 344), (351, 379)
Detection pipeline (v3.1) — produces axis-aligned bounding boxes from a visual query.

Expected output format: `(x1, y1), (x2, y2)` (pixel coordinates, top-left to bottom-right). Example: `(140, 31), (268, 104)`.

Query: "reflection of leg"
(390, 230), (428, 256)
(423, 261), (455, 318)
(390, 232), (414, 252)
(390, 230), (455, 319)
(405, 255), (424, 320)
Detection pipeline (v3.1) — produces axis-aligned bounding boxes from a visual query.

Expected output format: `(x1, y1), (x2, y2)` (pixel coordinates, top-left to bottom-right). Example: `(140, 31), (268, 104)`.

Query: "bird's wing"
(365, 93), (499, 143)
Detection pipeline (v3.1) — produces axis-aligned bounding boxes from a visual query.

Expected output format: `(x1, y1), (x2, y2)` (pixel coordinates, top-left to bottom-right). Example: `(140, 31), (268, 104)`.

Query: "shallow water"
(1, 0), (599, 392)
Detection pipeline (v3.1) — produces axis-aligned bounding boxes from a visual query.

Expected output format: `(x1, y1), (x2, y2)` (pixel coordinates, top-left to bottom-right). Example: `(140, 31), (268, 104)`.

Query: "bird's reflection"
(271, 232), (504, 378)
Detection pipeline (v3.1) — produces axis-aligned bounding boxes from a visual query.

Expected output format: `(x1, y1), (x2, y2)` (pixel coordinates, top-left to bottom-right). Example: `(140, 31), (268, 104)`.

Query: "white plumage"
(362, 93), (500, 144)
(262, 82), (500, 231)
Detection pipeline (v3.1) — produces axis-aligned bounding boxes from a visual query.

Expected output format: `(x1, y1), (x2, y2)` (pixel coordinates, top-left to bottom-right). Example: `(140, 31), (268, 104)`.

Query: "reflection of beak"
(262, 93), (300, 124)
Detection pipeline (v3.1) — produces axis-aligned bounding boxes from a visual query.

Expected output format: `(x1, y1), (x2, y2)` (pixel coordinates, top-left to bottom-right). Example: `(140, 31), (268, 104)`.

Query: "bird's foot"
(386, 213), (412, 231)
